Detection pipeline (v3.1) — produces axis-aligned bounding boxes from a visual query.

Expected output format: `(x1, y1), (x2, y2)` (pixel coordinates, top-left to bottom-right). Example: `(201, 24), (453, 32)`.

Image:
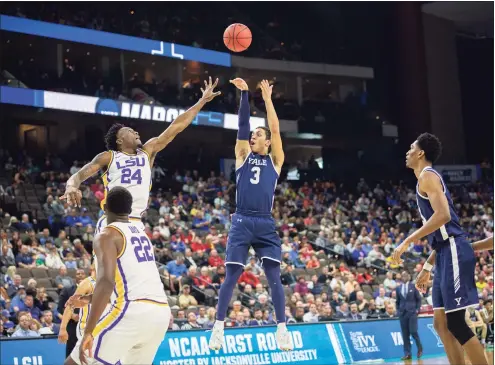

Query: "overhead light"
(66, 48), (70, 52)
(87, 52), (90, 56)
(376, 116), (380, 120)
(132, 59), (136, 63)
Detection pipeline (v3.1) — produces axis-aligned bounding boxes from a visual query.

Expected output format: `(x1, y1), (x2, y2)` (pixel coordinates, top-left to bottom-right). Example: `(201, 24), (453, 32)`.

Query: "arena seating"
(0, 149), (493, 336)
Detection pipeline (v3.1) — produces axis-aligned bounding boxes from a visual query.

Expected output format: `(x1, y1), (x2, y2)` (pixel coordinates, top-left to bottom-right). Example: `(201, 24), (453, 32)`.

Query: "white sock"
(277, 322), (287, 330)
(214, 320), (224, 327)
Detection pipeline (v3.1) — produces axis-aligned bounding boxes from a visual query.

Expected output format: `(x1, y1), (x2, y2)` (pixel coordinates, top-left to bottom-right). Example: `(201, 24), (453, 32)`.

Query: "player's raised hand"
(229, 78), (248, 91)
(60, 185), (82, 208)
(200, 77), (221, 103)
(260, 79), (273, 101)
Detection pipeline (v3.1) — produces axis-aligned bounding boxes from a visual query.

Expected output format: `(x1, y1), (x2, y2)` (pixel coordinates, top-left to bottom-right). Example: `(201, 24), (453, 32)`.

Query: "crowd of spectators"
(0, 148), (493, 342)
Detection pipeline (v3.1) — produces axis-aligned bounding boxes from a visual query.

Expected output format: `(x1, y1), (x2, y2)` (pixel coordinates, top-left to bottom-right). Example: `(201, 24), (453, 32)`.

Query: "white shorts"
(70, 301), (170, 365)
(95, 215), (145, 234)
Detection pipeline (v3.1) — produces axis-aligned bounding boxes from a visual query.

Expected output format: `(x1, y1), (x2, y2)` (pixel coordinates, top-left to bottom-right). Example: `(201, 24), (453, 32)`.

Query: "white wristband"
(423, 262), (433, 272)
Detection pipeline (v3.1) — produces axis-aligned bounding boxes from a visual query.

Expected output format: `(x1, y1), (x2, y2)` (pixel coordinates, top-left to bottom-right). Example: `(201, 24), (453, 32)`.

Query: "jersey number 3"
(250, 166), (260, 185)
(130, 236), (155, 263)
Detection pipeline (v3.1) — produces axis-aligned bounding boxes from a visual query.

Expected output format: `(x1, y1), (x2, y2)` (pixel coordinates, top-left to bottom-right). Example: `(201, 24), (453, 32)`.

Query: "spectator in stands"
(238, 266), (260, 289)
(39, 310), (59, 334)
(249, 309), (264, 326)
(294, 276), (309, 296)
(15, 245), (34, 269)
(196, 307), (209, 327)
(336, 302), (350, 319)
(281, 265), (297, 288)
(211, 265), (225, 289)
(11, 313), (40, 338)
(352, 242), (367, 266)
(375, 287), (389, 310)
(239, 284), (256, 307)
(166, 255), (188, 278)
(1, 309), (14, 331)
(45, 243), (65, 270)
(54, 266), (74, 290)
(306, 256), (321, 269)
(466, 307), (488, 346)
(64, 209), (80, 227)
(254, 294), (270, 313)
(364, 299), (381, 319)
(381, 304), (397, 318)
(348, 302), (362, 320)
(383, 271), (397, 292)
(78, 208), (94, 227)
(245, 257), (263, 276)
(181, 312), (202, 330)
(208, 249), (224, 268)
(303, 303), (319, 323)
(1, 245), (15, 268)
(178, 285), (198, 309)
(318, 304), (335, 322)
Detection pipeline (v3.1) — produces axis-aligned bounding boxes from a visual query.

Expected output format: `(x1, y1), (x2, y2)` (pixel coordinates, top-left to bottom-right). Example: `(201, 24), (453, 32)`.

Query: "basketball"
(223, 23), (252, 52)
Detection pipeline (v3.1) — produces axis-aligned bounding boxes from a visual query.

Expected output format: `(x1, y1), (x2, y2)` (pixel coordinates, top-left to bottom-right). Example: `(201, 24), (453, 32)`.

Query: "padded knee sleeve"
(446, 309), (475, 346)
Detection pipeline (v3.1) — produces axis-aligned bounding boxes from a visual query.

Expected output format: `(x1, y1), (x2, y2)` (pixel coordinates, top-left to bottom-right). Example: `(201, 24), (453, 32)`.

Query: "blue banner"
(0, 86), (265, 130)
(334, 317), (444, 363)
(155, 323), (341, 365)
(0, 15), (231, 67)
(0, 318), (446, 365)
(0, 337), (65, 365)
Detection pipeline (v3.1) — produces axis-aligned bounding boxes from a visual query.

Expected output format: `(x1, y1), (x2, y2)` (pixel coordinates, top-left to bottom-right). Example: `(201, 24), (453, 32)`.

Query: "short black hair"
(104, 123), (125, 151)
(106, 187), (133, 215)
(417, 133), (442, 163)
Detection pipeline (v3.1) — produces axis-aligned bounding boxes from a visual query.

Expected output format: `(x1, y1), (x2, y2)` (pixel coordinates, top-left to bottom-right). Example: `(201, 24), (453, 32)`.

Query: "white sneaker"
(208, 322), (224, 351)
(276, 324), (293, 351)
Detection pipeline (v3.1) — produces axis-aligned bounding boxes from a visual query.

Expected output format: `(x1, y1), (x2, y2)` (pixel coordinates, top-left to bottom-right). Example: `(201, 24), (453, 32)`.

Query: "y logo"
(454, 297), (462, 306)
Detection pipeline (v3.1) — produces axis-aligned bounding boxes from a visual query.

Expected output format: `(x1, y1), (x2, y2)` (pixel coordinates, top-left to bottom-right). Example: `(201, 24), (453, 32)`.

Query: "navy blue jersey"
(416, 167), (465, 248)
(235, 152), (279, 217)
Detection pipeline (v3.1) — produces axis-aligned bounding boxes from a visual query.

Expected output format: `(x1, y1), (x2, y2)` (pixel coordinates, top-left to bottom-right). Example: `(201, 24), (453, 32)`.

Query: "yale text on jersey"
(248, 157), (267, 167)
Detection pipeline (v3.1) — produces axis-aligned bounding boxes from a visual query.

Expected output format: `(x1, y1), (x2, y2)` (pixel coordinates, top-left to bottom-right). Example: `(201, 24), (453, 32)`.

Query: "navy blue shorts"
(225, 213), (281, 266)
(432, 236), (478, 313)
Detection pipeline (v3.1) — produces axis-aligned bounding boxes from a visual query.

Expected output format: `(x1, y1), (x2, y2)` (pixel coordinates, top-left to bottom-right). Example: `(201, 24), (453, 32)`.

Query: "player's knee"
(446, 310), (475, 346)
(433, 313), (449, 335)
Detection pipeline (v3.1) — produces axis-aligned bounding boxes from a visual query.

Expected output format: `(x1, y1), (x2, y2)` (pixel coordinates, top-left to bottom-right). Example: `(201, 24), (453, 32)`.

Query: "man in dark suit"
(347, 302), (363, 321)
(396, 271), (423, 360)
(57, 269), (86, 358)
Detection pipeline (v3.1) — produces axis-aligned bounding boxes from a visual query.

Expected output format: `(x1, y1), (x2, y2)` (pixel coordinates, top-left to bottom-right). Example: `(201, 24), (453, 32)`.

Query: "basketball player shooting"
(208, 79), (292, 351)
(391, 133), (488, 365)
(60, 77), (221, 228)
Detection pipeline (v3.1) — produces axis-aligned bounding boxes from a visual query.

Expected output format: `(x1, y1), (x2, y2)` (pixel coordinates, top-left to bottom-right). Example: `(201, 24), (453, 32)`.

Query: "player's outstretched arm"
(143, 77), (221, 165)
(392, 172), (450, 264)
(260, 80), (284, 173)
(472, 236), (494, 252)
(83, 229), (121, 339)
(61, 151), (112, 207)
(230, 78), (251, 168)
(58, 278), (92, 344)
